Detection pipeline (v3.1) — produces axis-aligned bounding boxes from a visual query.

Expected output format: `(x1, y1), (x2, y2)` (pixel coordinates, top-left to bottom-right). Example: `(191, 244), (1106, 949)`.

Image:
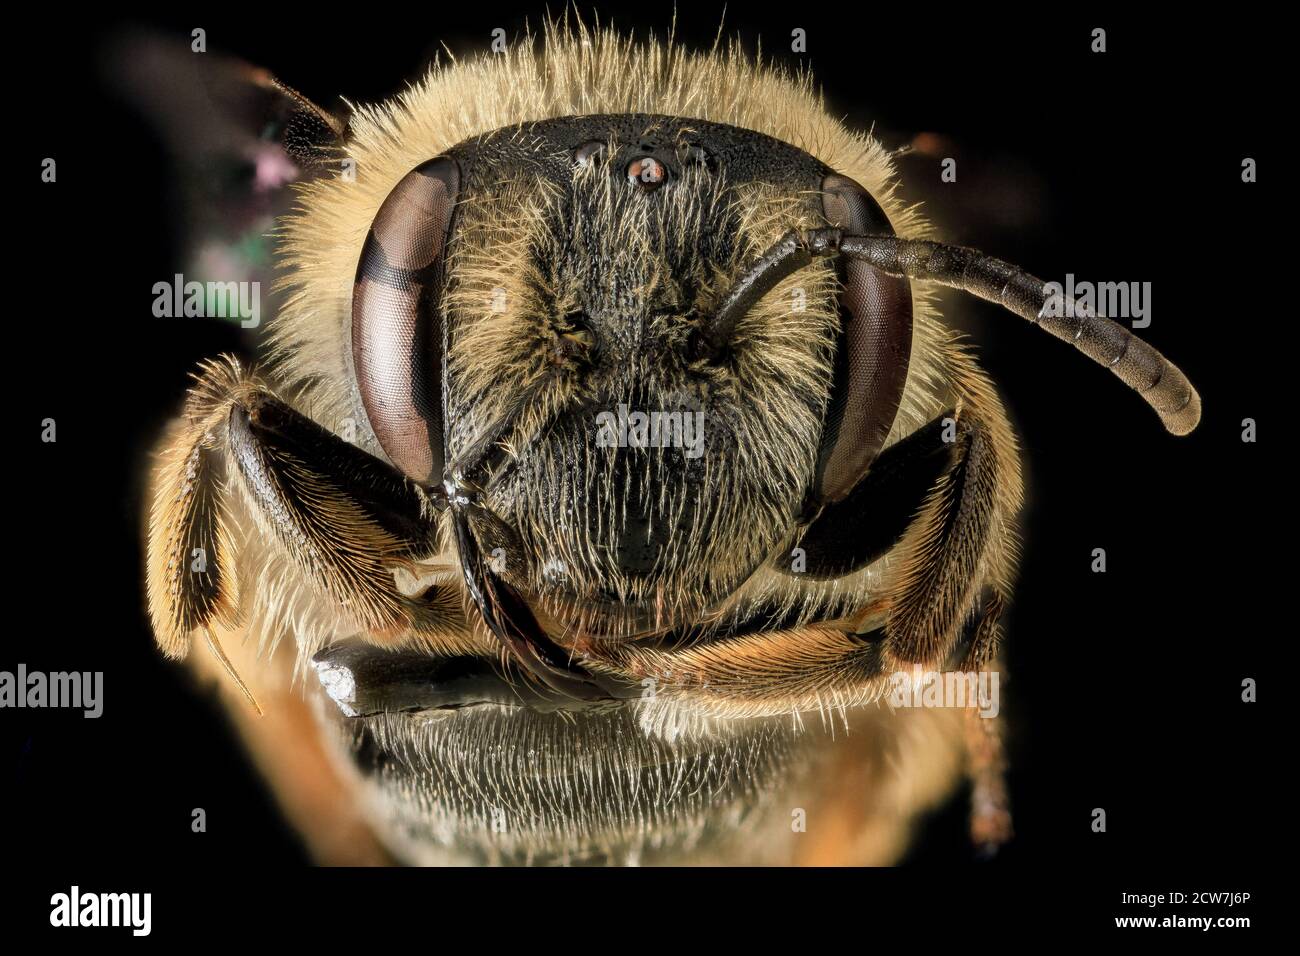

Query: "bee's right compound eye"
(351, 156), (460, 482)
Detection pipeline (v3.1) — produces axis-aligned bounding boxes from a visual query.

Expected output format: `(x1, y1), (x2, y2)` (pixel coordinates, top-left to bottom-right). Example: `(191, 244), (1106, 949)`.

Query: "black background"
(6, 3), (1276, 938)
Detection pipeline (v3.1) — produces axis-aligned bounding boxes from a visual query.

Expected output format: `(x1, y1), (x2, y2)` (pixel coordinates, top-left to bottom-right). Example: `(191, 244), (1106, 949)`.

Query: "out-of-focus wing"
(104, 31), (347, 314)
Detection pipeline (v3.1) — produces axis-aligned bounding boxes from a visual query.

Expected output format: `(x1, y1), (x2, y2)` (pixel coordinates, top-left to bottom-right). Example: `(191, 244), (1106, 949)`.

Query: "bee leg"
(789, 410), (958, 579)
(146, 356), (450, 673)
(879, 390), (1021, 672)
(965, 697), (1013, 855)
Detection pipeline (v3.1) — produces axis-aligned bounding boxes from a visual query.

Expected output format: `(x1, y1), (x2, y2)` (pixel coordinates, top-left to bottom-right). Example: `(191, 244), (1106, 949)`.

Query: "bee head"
(351, 116), (913, 639)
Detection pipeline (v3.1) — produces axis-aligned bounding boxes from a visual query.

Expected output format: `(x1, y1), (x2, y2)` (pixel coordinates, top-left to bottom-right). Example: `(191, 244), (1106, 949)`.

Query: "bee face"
(437, 118), (851, 634)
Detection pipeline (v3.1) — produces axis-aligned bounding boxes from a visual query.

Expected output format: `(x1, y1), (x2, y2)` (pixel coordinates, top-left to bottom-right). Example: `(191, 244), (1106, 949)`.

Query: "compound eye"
(351, 156), (460, 482)
(814, 173), (914, 504)
(627, 156), (667, 190)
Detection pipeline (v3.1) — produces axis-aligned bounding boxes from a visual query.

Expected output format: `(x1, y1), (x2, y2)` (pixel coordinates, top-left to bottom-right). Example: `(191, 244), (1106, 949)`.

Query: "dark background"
(6, 4), (1275, 935)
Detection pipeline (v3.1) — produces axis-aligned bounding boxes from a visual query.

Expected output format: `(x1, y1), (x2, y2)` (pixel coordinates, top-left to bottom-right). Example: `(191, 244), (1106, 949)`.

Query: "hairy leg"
(146, 355), (465, 676)
(881, 373), (1021, 672)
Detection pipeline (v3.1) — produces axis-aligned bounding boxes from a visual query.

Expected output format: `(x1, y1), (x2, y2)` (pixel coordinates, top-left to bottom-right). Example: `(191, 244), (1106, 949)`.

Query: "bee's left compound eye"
(813, 173), (913, 504)
(627, 156), (667, 190)
(351, 156), (460, 482)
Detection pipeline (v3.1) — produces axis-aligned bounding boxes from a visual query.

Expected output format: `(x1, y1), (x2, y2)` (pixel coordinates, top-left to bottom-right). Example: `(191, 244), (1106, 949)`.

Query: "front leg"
(879, 382), (1022, 672)
(789, 410), (959, 580)
(785, 391), (1019, 671)
(145, 356), (459, 700)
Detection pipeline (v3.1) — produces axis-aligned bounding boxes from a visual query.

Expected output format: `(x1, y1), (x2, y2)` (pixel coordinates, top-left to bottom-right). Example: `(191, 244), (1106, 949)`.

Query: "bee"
(142, 21), (1198, 865)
